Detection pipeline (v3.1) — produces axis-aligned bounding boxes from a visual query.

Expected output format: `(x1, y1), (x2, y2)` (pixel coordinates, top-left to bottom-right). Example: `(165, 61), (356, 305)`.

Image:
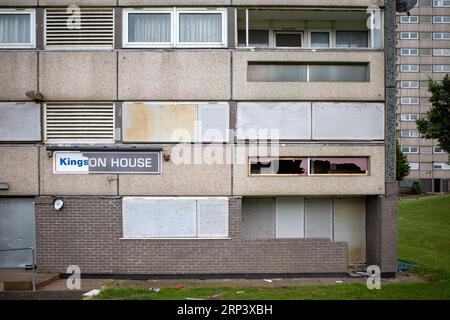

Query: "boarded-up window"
(122, 197), (229, 238)
(312, 103), (384, 140)
(241, 198), (275, 238)
(0, 103), (40, 141)
(334, 198), (366, 264)
(237, 102), (311, 140)
(275, 197), (304, 238)
(122, 102), (229, 143)
(305, 198), (333, 239)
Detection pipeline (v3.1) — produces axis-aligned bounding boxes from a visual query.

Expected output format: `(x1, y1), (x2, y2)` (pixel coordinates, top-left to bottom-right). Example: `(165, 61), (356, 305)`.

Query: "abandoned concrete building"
(0, 0), (398, 277)
(396, 0), (450, 193)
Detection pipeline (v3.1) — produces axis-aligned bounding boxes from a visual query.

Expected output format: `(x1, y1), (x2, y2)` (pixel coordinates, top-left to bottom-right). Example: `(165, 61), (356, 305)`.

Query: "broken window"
(237, 30), (269, 46)
(309, 158), (368, 175)
(275, 32), (303, 47)
(249, 158), (308, 175)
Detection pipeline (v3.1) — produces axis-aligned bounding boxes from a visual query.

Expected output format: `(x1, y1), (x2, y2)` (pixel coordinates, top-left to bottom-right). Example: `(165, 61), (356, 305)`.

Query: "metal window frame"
(122, 8), (174, 48)
(175, 8), (227, 48)
(0, 9), (36, 49)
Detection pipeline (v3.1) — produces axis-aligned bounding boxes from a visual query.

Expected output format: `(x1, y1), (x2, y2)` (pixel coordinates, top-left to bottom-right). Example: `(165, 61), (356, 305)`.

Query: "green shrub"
(410, 181), (423, 195)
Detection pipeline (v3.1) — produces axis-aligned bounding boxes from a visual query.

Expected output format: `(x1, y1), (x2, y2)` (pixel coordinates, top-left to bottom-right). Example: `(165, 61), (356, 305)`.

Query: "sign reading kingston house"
(54, 152), (161, 174)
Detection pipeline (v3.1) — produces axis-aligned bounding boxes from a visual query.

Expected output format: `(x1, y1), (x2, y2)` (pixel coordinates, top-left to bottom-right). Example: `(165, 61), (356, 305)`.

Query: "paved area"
(0, 271), (424, 300)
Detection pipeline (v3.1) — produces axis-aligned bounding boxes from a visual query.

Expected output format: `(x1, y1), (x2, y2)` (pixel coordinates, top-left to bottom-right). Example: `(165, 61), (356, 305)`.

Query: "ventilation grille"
(45, 103), (115, 143)
(45, 7), (114, 48)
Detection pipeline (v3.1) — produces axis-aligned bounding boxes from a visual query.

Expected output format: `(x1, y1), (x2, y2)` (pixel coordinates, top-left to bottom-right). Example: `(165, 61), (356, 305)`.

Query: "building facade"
(0, 0), (397, 277)
(397, 0), (450, 193)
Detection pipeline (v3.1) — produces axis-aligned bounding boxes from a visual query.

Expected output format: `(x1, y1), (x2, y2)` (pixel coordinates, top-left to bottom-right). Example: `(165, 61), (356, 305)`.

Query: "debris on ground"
(175, 285), (186, 289)
(397, 261), (418, 272)
(336, 280), (343, 284)
(263, 279), (273, 283)
(149, 287), (160, 293)
(82, 289), (100, 297)
(186, 297), (203, 300)
(236, 291), (245, 294)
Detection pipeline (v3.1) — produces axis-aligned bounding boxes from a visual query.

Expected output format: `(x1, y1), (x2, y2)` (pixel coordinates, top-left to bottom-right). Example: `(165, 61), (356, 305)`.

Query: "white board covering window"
(122, 197), (229, 238)
(237, 102), (311, 140)
(312, 103), (385, 140)
(0, 9), (35, 48)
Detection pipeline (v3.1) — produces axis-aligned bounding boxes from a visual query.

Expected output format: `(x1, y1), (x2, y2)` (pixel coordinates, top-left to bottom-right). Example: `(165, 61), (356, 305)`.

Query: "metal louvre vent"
(45, 7), (114, 48)
(45, 103), (115, 143)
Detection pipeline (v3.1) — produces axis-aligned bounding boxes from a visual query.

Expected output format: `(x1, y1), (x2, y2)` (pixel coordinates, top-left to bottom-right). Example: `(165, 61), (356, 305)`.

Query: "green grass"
(94, 195), (450, 300)
(398, 195), (450, 281)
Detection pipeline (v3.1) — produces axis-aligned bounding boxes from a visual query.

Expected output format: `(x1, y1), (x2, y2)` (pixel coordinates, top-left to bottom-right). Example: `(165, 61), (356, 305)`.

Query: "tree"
(416, 75), (450, 154)
(396, 140), (410, 181)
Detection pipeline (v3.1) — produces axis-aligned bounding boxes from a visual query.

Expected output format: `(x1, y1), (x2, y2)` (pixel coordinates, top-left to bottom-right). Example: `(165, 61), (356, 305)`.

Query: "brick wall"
(35, 196), (348, 275)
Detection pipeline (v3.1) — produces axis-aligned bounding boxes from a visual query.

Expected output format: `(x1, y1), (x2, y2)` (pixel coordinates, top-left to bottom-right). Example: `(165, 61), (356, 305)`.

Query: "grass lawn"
(94, 195), (450, 300)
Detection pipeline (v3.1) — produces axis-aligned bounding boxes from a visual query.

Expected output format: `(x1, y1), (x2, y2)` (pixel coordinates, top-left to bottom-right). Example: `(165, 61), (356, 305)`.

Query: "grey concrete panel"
(39, 52), (117, 101)
(0, 0), (37, 5)
(241, 198), (275, 238)
(232, 0), (384, 6)
(39, 0), (116, 5)
(118, 51), (231, 101)
(232, 51), (385, 101)
(39, 148), (118, 196)
(233, 145), (386, 196)
(0, 52), (37, 101)
(0, 147), (39, 196)
(119, 146), (232, 196)
(119, 0), (231, 5)
(0, 103), (40, 142)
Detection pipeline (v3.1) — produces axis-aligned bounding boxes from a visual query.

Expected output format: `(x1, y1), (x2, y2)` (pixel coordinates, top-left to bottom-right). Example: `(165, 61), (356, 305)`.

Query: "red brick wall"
(35, 197), (348, 274)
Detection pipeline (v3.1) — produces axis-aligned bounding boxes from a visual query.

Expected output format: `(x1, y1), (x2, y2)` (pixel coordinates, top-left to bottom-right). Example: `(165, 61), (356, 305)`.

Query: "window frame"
(400, 16), (419, 23)
(400, 32), (419, 40)
(400, 48), (419, 56)
(433, 146), (445, 153)
(400, 64), (419, 73)
(123, 9), (174, 48)
(0, 9), (36, 49)
(401, 146), (419, 154)
(175, 8), (227, 48)
(433, 32), (450, 40)
(274, 30), (304, 48)
(335, 30), (369, 48)
(400, 81), (419, 89)
(433, 16), (450, 23)
(400, 114), (419, 121)
(308, 29), (332, 48)
(434, 0), (450, 7)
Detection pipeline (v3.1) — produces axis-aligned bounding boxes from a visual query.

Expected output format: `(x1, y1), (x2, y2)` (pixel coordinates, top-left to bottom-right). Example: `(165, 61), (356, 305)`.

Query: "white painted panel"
(123, 197), (196, 238)
(197, 198), (229, 237)
(334, 198), (366, 264)
(237, 102), (311, 140)
(305, 198), (333, 239)
(198, 103), (229, 142)
(312, 103), (385, 140)
(276, 197), (304, 238)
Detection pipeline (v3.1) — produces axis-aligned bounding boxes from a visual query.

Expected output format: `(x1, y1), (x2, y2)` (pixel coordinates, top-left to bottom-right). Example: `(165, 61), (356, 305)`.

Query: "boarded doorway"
(0, 198), (36, 268)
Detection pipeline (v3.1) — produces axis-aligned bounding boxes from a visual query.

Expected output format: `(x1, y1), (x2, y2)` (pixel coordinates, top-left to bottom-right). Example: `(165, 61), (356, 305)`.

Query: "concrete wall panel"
(119, 0), (231, 5)
(0, 52), (37, 101)
(0, 1), (37, 5)
(232, 51), (385, 101)
(233, 0), (384, 6)
(0, 147), (38, 196)
(39, 52), (117, 101)
(40, 0), (116, 5)
(118, 51), (231, 101)
(233, 145), (385, 196)
(39, 148), (118, 196)
(119, 146), (232, 196)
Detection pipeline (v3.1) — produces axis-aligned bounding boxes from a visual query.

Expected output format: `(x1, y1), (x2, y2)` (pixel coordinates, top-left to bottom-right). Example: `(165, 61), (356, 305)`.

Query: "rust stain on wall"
(123, 103), (197, 142)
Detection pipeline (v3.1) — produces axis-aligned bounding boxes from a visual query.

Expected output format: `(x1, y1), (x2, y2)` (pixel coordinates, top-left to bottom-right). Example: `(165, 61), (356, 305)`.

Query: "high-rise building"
(0, 1), (397, 277)
(396, 0), (450, 193)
